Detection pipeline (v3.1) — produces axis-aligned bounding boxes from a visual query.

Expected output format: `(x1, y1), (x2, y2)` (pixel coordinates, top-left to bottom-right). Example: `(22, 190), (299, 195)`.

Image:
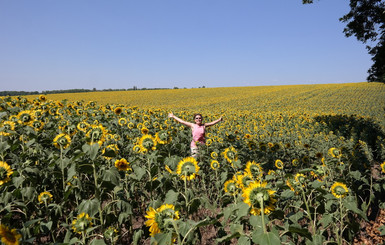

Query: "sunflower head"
(0, 161), (13, 186)
(17, 110), (34, 125)
(328, 147), (342, 158)
(210, 151), (218, 159)
(210, 160), (220, 170)
(139, 134), (157, 151)
(331, 182), (349, 198)
(245, 161), (263, 180)
(176, 157), (200, 181)
(242, 181), (277, 215)
(115, 158), (131, 171)
(224, 179), (239, 194)
(155, 130), (172, 144)
(0, 224), (22, 245)
(275, 159), (284, 169)
(223, 146), (238, 163)
(38, 191), (53, 204)
(145, 204), (180, 237)
(72, 213), (93, 234)
(53, 133), (71, 149)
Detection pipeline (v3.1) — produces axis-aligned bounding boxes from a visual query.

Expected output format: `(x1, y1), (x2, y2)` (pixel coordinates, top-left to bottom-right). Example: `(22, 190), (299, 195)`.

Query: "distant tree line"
(0, 87), (171, 97)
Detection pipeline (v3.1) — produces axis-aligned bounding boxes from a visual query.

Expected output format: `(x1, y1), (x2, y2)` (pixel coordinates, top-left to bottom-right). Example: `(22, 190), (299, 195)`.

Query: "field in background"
(24, 82), (385, 128)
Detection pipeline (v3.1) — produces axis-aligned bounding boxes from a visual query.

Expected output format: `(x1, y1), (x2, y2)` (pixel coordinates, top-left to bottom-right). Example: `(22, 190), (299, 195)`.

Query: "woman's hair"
(193, 113), (203, 120)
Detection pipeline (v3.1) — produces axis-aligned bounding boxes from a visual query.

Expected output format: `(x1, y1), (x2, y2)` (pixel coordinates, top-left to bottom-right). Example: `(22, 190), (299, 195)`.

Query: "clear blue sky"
(0, 0), (372, 92)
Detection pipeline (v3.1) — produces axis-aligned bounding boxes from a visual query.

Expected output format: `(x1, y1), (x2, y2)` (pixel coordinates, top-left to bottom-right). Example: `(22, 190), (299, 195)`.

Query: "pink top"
(191, 124), (205, 148)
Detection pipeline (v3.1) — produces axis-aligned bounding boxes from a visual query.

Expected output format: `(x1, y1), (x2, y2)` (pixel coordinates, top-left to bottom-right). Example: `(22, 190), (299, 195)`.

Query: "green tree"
(303, 0), (385, 83)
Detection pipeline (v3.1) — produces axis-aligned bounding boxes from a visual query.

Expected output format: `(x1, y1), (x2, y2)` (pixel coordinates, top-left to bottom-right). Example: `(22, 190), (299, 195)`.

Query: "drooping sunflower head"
(328, 147), (342, 158)
(245, 161), (263, 180)
(102, 144), (119, 159)
(38, 191), (53, 204)
(210, 151), (218, 159)
(139, 134), (157, 151)
(0, 161), (13, 186)
(235, 172), (254, 189)
(275, 159), (284, 170)
(86, 125), (107, 145)
(31, 120), (44, 131)
(118, 118), (127, 126)
(242, 181), (277, 215)
(331, 182), (349, 199)
(72, 213), (93, 234)
(53, 133), (71, 149)
(224, 179), (239, 195)
(294, 173), (307, 187)
(210, 160), (220, 170)
(155, 130), (172, 144)
(77, 121), (90, 132)
(115, 158), (131, 171)
(145, 204), (180, 237)
(223, 146), (238, 163)
(0, 224), (22, 245)
(292, 159), (299, 167)
(176, 157), (200, 181)
(17, 110), (34, 125)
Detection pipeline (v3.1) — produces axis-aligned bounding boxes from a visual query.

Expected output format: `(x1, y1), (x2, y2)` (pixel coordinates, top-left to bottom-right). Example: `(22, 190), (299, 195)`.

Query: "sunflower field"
(0, 82), (385, 245)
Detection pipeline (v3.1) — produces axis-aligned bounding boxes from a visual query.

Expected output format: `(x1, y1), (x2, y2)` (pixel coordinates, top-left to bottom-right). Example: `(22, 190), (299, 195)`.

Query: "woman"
(168, 112), (223, 158)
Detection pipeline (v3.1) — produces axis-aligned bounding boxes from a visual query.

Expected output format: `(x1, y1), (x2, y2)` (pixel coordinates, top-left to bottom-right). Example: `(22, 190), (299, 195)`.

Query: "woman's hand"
(168, 112), (174, 118)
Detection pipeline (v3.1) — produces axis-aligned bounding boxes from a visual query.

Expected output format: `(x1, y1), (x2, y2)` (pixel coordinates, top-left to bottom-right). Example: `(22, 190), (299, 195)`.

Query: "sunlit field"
(1, 82), (385, 244)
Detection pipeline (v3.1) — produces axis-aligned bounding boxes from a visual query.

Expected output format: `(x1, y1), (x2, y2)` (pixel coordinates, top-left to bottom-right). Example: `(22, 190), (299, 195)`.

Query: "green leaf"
(90, 239), (107, 245)
(0, 141), (10, 153)
(343, 197), (367, 221)
(164, 190), (179, 204)
(238, 235), (251, 245)
(132, 229), (144, 245)
(379, 225), (385, 236)
(78, 199), (100, 217)
(288, 226), (312, 240)
(153, 232), (173, 245)
(132, 165), (146, 181)
(252, 232), (281, 245)
(102, 167), (119, 186)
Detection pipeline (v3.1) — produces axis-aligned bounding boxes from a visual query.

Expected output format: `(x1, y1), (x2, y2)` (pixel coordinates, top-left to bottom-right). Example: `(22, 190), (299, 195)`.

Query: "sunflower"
(77, 121), (89, 132)
(115, 158), (131, 171)
(224, 179), (238, 194)
(0, 224), (22, 245)
(0, 161), (13, 186)
(127, 122), (135, 129)
(210, 160), (220, 170)
(145, 204), (180, 237)
(72, 213), (93, 234)
(102, 144), (119, 159)
(294, 173), (306, 187)
(381, 162), (385, 174)
(245, 161), (263, 181)
(86, 125), (107, 145)
(176, 157), (200, 181)
(328, 147), (342, 158)
(141, 127), (149, 135)
(275, 159), (284, 169)
(118, 118), (127, 126)
(1, 121), (16, 136)
(17, 110), (34, 126)
(210, 151), (218, 159)
(235, 172), (253, 189)
(53, 133), (71, 149)
(139, 134), (157, 152)
(38, 95), (47, 102)
(292, 159), (299, 167)
(31, 120), (44, 131)
(331, 182), (349, 199)
(38, 191), (53, 204)
(223, 146), (238, 164)
(242, 181), (277, 215)
(155, 130), (172, 144)
(114, 107), (123, 115)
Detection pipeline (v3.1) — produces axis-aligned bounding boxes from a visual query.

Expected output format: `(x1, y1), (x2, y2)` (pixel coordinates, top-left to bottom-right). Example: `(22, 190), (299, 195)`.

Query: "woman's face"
(194, 114), (203, 125)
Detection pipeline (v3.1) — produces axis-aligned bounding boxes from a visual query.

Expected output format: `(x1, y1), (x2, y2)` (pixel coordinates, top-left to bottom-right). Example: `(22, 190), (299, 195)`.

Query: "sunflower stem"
(300, 186), (315, 236)
(259, 196), (267, 234)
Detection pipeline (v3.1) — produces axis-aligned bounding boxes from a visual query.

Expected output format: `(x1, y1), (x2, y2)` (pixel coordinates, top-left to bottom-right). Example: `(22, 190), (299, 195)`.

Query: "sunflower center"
(182, 162), (195, 174)
(334, 186), (347, 195)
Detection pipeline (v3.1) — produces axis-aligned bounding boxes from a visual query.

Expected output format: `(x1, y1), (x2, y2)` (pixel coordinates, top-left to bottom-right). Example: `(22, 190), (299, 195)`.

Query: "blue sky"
(0, 0), (372, 91)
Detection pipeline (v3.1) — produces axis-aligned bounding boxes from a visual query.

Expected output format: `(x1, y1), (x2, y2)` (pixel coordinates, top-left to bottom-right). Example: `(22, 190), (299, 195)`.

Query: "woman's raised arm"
(205, 117), (223, 127)
(168, 113), (194, 128)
